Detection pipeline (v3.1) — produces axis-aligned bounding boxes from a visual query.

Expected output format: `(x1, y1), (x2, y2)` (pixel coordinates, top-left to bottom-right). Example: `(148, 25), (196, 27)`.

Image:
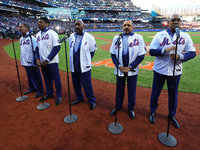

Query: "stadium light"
(56, 26), (60, 30)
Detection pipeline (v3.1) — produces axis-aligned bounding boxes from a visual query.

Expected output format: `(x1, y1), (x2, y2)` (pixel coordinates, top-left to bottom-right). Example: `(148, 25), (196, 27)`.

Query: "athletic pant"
(41, 63), (62, 98)
(24, 66), (43, 94)
(71, 70), (96, 104)
(150, 71), (181, 117)
(116, 74), (138, 110)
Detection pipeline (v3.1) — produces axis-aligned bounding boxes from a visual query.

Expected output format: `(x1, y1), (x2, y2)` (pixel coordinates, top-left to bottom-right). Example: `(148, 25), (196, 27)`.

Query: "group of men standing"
(19, 14), (196, 129)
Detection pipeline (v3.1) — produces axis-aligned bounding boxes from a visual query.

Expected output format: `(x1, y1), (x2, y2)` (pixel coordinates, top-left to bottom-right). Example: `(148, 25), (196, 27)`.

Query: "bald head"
(75, 20), (85, 35)
(168, 14), (181, 32)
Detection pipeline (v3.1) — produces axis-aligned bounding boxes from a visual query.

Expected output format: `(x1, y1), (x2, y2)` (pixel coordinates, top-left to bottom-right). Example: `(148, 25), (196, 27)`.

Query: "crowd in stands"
(83, 11), (144, 19)
(44, 0), (139, 10)
(1, 0), (47, 12)
(181, 21), (200, 30)
(0, 15), (71, 38)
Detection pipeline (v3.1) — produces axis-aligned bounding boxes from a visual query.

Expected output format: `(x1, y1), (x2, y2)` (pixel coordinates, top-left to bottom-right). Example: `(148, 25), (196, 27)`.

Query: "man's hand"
(41, 60), (48, 67)
(164, 46), (176, 52)
(36, 59), (41, 66)
(170, 54), (180, 60)
(119, 66), (131, 73)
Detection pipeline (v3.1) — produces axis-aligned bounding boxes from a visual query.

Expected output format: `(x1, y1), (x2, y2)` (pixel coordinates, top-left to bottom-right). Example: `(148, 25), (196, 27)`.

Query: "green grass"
(3, 32), (200, 94)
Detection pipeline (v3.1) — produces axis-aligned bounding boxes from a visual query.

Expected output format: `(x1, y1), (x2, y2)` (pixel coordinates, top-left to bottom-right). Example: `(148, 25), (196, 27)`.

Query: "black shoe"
(34, 93), (42, 98)
(128, 110), (135, 119)
(55, 97), (61, 106)
(24, 90), (35, 94)
(90, 103), (96, 110)
(149, 113), (155, 124)
(171, 117), (180, 128)
(39, 95), (53, 102)
(71, 100), (83, 106)
(110, 108), (119, 116)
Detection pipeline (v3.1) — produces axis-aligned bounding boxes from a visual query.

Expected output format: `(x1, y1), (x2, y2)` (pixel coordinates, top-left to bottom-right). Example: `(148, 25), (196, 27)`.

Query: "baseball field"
(0, 32), (200, 149)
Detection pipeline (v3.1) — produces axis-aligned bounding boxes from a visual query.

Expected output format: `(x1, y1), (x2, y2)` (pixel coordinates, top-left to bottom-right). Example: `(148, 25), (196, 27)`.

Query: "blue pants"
(150, 71), (181, 117)
(41, 63), (62, 98)
(71, 70), (96, 104)
(24, 66), (43, 94)
(116, 74), (137, 110)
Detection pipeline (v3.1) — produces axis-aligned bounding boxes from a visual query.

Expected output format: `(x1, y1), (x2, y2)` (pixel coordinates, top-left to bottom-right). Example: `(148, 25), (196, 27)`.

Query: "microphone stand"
(11, 33), (28, 102)
(62, 38), (78, 124)
(108, 36), (123, 134)
(29, 34), (50, 110)
(158, 34), (180, 147)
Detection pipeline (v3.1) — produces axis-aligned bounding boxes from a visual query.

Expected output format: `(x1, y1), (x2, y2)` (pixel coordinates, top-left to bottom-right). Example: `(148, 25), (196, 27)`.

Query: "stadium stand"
(0, 0), (198, 39)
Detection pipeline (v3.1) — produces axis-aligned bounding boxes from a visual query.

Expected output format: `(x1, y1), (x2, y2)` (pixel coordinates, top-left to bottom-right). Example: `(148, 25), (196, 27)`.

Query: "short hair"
(21, 23), (30, 31)
(123, 20), (134, 27)
(39, 17), (50, 24)
(75, 19), (85, 25)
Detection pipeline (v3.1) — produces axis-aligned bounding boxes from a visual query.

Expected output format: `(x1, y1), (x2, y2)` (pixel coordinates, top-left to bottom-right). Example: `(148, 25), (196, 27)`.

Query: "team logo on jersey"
(37, 36), (40, 42)
(70, 41), (74, 48)
(85, 41), (87, 45)
(115, 42), (121, 49)
(129, 39), (139, 47)
(172, 37), (185, 45)
(42, 34), (49, 40)
(20, 39), (30, 45)
(160, 37), (170, 46)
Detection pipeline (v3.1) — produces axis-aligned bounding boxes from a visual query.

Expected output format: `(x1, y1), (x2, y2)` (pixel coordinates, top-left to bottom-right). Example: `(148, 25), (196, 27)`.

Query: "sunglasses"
(170, 18), (181, 22)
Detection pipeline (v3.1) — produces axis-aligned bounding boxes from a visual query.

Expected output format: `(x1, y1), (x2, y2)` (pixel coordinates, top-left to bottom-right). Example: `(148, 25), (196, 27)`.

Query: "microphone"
(60, 32), (71, 43)
(115, 33), (123, 45)
(174, 25), (180, 37)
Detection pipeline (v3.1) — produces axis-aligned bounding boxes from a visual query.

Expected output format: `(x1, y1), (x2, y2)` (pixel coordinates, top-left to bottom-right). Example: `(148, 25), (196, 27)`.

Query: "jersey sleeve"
(184, 33), (196, 53)
(52, 31), (61, 47)
(109, 36), (117, 55)
(149, 32), (160, 49)
(89, 35), (97, 52)
(138, 35), (147, 56)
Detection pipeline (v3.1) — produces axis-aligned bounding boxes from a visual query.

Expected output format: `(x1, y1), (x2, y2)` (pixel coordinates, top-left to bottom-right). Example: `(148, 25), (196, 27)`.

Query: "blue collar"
(123, 31), (134, 36)
(166, 28), (175, 37)
(23, 32), (29, 38)
(41, 27), (49, 33)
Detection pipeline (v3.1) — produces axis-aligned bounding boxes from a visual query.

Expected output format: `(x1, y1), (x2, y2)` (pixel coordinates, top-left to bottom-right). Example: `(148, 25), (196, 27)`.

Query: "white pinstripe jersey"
(149, 30), (196, 76)
(20, 32), (37, 66)
(36, 29), (61, 64)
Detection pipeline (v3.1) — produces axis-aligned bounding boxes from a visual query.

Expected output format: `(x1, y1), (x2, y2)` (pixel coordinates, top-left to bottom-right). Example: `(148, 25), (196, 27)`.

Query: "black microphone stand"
(11, 33), (29, 102)
(108, 35), (123, 134)
(158, 34), (180, 147)
(62, 37), (78, 124)
(29, 34), (50, 110)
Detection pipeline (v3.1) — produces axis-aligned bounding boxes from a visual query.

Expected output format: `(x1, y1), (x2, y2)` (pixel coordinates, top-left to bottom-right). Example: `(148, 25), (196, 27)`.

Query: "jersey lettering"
(172, 37), (185, 45)
(70, 41), (74, 48)
(132, 39), (139, 46)
(160, 37), (170, 46)
(42, 34), (49, 40)
(37, 36), (40, 42)
(20, 39), (30, 45)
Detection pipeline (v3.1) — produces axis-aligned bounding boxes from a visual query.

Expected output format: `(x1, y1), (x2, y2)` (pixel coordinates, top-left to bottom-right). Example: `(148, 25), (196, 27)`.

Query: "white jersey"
(20, 32), (37, 66)
(69, 32), (97, 73)
(36, 28), (61, 64)
(110, 33), (147, 77)
(149, 30), (196, 76)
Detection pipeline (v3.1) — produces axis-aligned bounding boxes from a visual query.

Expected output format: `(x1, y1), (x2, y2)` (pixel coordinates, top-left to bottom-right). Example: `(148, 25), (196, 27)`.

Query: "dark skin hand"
(119, 66), (131, 73)
(36, 59), (48, 67)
